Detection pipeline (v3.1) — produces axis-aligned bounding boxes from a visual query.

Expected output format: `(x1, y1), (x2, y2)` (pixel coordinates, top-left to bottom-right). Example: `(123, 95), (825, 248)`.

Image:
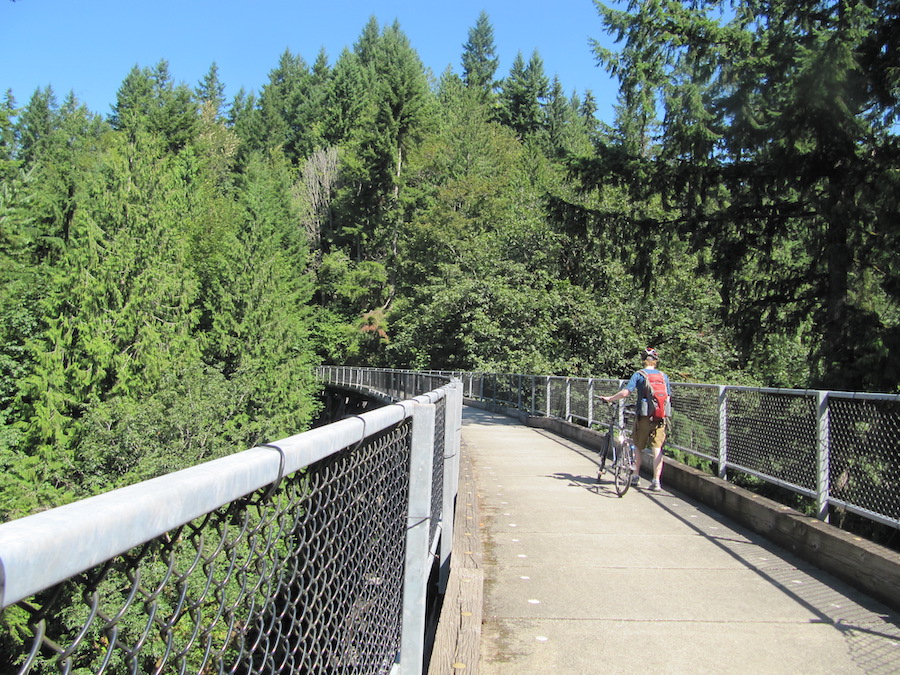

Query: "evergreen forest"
(1, 3), (898, 521)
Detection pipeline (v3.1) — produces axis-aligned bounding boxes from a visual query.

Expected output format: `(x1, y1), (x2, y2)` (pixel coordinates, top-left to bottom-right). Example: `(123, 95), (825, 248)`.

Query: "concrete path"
(461, 406), (900, 674)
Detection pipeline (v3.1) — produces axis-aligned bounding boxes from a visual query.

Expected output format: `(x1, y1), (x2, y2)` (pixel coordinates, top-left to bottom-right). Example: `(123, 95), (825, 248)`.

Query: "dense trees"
(462, 10), (500, 101)
(0, 5), (897, 520)
(582, 0), (900, 390)
(0, 63), (320, 519)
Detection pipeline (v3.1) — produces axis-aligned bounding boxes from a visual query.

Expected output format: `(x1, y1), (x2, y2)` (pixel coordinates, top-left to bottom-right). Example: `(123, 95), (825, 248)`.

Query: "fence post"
(718, 385), (727, 479)
(545, 378), (551, 417)
(588, 378), (594, 428)
(439, 383), (462, 594)
(565, 378), (572, 422)
(400, 403), (435, 675)
(518, 374), (523, 411)
(816, 390), (831, 522)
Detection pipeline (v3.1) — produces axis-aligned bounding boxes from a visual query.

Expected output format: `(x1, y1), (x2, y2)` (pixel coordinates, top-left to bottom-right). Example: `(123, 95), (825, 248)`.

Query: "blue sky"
(2, 0), (621, 122)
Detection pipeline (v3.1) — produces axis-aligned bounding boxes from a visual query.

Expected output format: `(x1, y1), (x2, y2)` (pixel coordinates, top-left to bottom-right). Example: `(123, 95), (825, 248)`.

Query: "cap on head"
(641, 347), (660, 362)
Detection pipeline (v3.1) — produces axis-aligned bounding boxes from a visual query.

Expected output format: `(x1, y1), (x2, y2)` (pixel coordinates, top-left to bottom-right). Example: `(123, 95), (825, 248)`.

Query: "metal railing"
(436, 371), (900, 531)
(0, 371), (462, 675)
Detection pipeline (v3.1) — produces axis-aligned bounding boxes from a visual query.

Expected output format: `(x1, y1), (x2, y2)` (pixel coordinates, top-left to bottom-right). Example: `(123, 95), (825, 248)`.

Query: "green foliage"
(497, 50), (550, 139)
(584, 0), (900, 391)
(461, 11), (500, 101)
(111, 60), (199, 152)
(75, 362), (239, 491)
(0, 84), (319, 522)
(257, 49), (323, 163)
(338, 20), (434, 259)
(195, 61), (226, 118)
(3, 7), (897, 525)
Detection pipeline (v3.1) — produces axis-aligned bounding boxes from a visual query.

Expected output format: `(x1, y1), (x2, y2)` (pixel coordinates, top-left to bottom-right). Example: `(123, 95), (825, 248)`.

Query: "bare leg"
(652, 447), (663, 482)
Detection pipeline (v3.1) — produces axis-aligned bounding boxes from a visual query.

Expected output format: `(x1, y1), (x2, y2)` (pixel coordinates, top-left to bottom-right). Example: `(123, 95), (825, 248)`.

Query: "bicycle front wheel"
(613, 453), (633, 497)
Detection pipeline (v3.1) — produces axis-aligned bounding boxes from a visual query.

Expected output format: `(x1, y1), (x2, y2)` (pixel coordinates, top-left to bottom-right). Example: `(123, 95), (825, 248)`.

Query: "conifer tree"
(322, 48), (372, 147)
(584, 0), (900, 389)
(196, 61), (226, 119)
(0, 94), (35, 473)
(16, 86), (55, 166)
(205, 149), (319, 442)
(337, 20), (432, 258)
(307, 48), (333, 147)
(13, 122), (198, 510)
(258, 49), (315, 163)
(312, 47), (331, 84)
(111, 60), (198, 152)
(461, 11), (499, 102)
(0, 90), (18, 174)
(497, 50), (549, 139)
(354, 16), (382, 64)
(580, 89), (598, 122)
(544, 76), (570, 156)
(226, 86), (263, 162)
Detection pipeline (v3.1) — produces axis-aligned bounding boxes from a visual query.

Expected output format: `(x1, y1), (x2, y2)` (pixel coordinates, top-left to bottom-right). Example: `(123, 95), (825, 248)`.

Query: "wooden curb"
(428, 440), (483, 675)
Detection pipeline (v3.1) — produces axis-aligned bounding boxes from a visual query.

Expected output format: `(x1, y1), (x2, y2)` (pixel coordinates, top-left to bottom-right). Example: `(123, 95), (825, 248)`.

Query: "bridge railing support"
(0, 369), (462, 675)
(816, 390), (831, 522)
(439, 368), (900, 533)
(718, 384), (728, 479)
(400, 402), (435, 675)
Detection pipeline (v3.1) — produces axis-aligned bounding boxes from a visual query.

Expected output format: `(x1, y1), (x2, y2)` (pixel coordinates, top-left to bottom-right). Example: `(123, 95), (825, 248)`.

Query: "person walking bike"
(600, 348), (672, 491)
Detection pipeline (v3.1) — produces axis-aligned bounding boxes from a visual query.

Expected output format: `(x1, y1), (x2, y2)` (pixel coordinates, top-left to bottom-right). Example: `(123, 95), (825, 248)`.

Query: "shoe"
(630, 475), (640, 487)
(649, 480), (662, 491)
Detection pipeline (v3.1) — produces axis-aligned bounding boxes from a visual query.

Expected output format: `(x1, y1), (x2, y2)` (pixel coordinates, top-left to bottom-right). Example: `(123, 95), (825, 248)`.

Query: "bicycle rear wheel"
(613, 453), (633, 496)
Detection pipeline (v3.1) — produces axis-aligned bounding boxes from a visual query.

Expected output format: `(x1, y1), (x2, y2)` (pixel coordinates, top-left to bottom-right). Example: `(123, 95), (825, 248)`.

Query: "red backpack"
(640, 370), (671, 419)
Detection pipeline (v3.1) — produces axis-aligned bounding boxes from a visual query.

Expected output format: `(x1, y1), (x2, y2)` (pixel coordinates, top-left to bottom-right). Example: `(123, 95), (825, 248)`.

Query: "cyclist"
(600, 347), (671, 491)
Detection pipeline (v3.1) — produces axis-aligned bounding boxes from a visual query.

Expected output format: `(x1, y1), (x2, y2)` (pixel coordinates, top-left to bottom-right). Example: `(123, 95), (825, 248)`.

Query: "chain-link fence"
(446, 371), (900, 530)
(667, 383), (723, 466)
(0, 373), (462, 675)
(828, 393), (900, 523)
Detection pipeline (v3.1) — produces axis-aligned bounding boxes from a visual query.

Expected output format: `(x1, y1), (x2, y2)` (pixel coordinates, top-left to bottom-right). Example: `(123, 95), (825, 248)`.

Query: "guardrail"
(430, 370), (900, 531)
(0, 371), (462, 675)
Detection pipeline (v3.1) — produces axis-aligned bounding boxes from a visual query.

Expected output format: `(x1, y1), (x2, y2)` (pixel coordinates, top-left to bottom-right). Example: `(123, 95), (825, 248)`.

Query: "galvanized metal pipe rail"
(0, 372), (462, 675)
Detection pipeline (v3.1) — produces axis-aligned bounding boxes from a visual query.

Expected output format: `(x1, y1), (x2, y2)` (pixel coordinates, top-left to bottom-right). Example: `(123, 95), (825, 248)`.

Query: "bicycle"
(597, 402), (637, 497)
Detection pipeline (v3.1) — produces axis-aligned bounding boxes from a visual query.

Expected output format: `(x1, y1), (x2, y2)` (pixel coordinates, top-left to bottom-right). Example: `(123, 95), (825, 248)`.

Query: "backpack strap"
(637, 369), (647, 398)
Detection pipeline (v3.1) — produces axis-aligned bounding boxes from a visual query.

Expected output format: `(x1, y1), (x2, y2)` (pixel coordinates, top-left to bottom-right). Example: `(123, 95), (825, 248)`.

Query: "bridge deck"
(449, 406), (900, 674)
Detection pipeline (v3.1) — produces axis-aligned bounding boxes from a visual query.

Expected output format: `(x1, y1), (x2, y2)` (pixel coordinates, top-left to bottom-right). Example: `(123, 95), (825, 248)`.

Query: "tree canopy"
(1, 5), (897, 523)
(580, 0), (900, 390)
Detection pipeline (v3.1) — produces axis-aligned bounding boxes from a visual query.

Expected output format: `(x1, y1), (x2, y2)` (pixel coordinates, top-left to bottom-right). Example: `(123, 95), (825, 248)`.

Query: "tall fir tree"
(322, 48), (372, 147)
(257, 49), (317, 163)
(461, 11), (500, 103)
(196, 61), (226, 119)
(584, 0), (900, 390)
(497, 50), (549, 139)
(0, 90), (19, 175)
(110, 60), (198, 152)
(337, 19), (432, 259)
(16, 86), (56, 167)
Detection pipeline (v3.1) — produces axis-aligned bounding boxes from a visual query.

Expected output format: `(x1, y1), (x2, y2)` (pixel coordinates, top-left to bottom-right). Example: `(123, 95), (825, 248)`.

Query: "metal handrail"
(0, 370), (462, 675)
(435, 369), (900, 531)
